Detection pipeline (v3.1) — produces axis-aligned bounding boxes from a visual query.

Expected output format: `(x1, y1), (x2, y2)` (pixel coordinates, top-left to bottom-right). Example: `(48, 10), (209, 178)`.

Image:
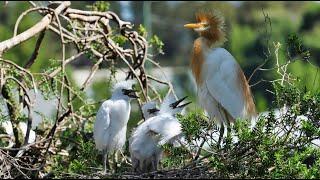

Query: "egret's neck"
(191, 37), (209, 86)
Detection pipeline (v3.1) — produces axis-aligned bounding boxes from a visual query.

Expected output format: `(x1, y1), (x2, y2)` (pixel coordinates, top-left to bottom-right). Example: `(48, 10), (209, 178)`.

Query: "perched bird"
(129, 93), (191, 173)
(93, 80), (138, 173)
(1, 121), (36, 147)
(184, 10), (256, 145)
(0, 121), (36, 157)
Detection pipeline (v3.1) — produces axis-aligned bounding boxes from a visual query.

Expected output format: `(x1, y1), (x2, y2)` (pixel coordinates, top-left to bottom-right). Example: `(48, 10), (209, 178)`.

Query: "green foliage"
(286, 33), (311, 61)
(86, 1), (110, 12)
(177, 110), (212, 142)
(111, 35), (128, 46)
(138, 24), (164, 55)
(150, 35), (164, 55)
(158, 81), (320, 178)
(52, 134), (100, 176)
(138, 24), (147, 38)
(161, 144), (191, 168)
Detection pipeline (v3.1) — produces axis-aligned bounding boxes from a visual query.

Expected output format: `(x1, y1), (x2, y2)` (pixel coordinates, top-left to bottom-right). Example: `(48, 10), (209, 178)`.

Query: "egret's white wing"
(204, 48), (254, 120)
(96, 101), (111, 128)
(146, 116), (182, 145)
(94, 101), (111, 150)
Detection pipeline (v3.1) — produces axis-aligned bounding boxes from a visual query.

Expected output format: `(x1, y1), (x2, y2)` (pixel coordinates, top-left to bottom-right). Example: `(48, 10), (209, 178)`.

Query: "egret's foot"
(97, 169), (108, 176)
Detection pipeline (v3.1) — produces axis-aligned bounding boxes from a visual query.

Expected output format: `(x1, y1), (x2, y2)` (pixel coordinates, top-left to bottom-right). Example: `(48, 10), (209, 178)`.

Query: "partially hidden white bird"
(129, 93), (191, 173)
(184, 10), (257, 145)
(1, 121), (36, 148)
(1, 121), (36, 157)
(93, 80), (138, 173)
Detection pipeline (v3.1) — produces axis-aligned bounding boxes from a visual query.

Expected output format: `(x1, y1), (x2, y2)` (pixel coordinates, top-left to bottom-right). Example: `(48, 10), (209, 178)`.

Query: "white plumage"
(141, 100), (159, 120)
(93, 80), (137, 173)
(197, 47), (255, 125)
(1, 121), (36, 157)
(1, 121), (36, 148)
(129, 93), (189, 173)
(184, 10), (256, 145)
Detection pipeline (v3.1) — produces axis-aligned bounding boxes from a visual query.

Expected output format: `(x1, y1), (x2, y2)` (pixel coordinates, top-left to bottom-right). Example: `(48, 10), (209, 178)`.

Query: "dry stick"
(90, 47), (147, 100)
(37, 73), (87, 103)
(80, 58), (103, 91)
(24, 29), (46, 69)
(18, 31), (47, 142)
(4, 77), (34, 153)
(1, 76), (33, 148)
(0, 138), (51, 151)
(0, 58), (37, 92)
(48, 25), (76, 41)
(46, 52), (85, 79)
(148, 84), (161, 101)
(194, 137), (206, 161)
(0, 1), (71, 54)
(68, 13), (101, 22)
(14, 7), (52, 37)
(146, 58), (177, 98)
(36, 109), (72, 176)
(68, 10), (149, 100)
(66, 8), (149, 97)
(28, 1), (77, 41)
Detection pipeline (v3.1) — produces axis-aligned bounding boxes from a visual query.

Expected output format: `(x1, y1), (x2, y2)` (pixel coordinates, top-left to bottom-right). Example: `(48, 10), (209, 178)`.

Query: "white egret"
(184, 10), (256, 145)
(129, 93), (191, 173)
(93, 80), (138, 173)
(0, 121), (36, 157)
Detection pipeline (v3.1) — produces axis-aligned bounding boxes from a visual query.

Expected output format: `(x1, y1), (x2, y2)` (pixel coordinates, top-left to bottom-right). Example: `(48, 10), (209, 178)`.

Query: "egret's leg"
(102, 150), (109, 174)
(112, 151), (118, 173)
(151, 154), (158, 171)
(132, 157), (139, 172)
(217, 122), (224, 148)
(226, 120), (232, 144)
(141, 159), (146, 173)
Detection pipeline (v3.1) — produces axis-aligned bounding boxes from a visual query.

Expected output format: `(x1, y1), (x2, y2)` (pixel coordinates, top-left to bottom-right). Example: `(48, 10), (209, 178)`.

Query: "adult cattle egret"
(184, 10), (257, 145)
(129, 93), (191, 173)
(93, 80), (138, 173)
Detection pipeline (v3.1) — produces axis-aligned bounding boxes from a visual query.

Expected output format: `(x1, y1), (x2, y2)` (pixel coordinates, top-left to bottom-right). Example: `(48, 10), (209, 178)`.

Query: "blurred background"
(0, 1), (319, 126)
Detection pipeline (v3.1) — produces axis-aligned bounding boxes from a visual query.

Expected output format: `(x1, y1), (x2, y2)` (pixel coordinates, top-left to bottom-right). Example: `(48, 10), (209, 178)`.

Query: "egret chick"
(129, 93), (191, 173)
(93, 80), (138, 174)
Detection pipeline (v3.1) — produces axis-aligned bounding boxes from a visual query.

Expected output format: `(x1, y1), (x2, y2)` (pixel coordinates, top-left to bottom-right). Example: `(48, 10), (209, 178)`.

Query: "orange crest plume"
(195, 9), (227, 46)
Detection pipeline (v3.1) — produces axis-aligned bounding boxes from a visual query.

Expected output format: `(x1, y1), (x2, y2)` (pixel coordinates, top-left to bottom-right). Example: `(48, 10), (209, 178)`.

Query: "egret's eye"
(195, 23), (210, 32)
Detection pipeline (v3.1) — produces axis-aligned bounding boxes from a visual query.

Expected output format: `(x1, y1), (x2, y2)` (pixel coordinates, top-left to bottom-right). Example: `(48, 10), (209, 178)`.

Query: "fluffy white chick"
(129, 93), (191, 173)
(93, 80), (138, 173)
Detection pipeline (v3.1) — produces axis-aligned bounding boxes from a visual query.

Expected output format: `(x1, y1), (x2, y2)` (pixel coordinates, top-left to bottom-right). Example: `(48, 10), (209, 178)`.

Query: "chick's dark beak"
(122, 89), (139, 98)
(147, 108), (160, 114)
(170, 96), (191, 109)
(177, 101), (192, 108)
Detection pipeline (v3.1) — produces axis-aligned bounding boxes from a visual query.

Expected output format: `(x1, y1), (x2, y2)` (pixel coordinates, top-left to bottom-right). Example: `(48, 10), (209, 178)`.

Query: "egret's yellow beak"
(184, 23), (202, 29)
